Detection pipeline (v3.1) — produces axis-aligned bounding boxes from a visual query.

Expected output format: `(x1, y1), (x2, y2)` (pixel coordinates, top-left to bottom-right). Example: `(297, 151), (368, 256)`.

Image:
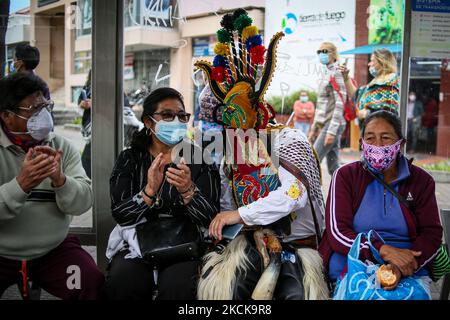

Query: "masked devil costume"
(195, 9), (329, 300)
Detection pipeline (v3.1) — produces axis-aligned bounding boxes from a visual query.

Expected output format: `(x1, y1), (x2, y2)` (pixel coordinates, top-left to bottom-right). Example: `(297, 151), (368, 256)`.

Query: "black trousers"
(103, 250), (199, 300)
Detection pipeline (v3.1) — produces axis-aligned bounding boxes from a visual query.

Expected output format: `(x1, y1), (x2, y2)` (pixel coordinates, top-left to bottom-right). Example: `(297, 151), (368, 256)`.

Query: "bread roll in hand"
(377, 264), (398, 288)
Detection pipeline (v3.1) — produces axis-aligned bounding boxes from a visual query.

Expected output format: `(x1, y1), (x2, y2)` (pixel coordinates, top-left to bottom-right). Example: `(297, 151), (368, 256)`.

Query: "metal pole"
(92, 0), (124, 271)
(399, 0), (412, 142)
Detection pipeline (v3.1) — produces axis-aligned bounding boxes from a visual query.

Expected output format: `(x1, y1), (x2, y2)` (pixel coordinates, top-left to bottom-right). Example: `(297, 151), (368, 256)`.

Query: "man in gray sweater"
(0, 72), (104, 299)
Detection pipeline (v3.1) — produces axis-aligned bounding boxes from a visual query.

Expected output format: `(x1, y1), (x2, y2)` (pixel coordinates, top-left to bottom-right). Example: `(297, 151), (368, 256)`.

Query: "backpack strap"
(329, 76), (346, 106)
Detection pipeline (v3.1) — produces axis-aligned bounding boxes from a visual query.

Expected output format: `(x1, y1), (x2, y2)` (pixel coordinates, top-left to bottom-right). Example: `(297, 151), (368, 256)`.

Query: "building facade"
(28, 0), (265, 117)
(5, 8), (31, 75)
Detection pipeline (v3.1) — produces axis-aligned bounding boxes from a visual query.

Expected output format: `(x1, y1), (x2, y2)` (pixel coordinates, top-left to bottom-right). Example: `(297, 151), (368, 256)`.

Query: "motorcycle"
(128, 84), (150, 120)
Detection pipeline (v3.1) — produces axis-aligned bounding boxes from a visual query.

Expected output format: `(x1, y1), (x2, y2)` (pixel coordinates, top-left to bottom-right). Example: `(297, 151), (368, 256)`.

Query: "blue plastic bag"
(333, 230), (431, 300)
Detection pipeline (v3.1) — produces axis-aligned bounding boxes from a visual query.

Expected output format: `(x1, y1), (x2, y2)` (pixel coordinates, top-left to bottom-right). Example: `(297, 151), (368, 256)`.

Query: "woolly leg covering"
(197, 235), (251, 300)
(296, 248), (330, 300)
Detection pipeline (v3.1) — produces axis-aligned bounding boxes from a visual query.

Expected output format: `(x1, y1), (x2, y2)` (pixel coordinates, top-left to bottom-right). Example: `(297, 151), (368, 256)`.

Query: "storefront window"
(73, 50), (92, 74)
(406, 1), (450, 161)
(37, 0), (59, 7)
(76, 0), (92, 37)
(71, 86), (84, 104)
(125, 0), (176, 28)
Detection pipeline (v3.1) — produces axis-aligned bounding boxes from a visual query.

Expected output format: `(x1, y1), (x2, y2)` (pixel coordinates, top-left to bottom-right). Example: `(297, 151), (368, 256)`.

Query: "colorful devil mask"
(195, 9), (284, 130)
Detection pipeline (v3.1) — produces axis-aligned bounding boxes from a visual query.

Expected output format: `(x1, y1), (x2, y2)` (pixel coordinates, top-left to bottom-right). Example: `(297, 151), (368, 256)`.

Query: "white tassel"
(197, 235), (252, 300)
(296, 248), (330, 300)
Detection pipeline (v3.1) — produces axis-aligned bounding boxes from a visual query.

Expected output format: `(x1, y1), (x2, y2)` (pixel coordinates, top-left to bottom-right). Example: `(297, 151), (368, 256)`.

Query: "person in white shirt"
(200, 127), (329, 300)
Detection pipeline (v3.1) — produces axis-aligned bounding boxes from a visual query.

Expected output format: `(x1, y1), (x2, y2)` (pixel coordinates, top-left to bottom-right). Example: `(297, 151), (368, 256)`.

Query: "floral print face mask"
(361, 139), (402, 172)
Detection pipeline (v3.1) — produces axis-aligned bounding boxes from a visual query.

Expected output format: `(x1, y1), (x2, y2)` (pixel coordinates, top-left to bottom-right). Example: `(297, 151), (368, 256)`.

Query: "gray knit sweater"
(0, 127), (92, 260)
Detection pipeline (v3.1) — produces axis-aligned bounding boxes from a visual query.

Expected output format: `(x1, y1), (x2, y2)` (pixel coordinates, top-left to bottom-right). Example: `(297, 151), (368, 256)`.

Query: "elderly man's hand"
(33, 146), (66, 188)
(16, 148), (59, 193)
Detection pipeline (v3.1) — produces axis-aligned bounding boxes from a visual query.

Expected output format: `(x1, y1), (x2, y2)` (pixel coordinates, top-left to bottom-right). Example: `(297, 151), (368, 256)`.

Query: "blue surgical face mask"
(150, 117), (187, 146)
(300, 96), (309, 103)
(369, 66), (378, 77)
(319, 53), (329, 65)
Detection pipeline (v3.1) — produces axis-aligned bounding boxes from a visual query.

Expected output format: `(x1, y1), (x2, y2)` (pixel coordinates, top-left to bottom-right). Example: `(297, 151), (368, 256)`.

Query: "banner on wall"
(368, 0), (405, 45)
(411, 0), (450, 59)
(264, 0), (356, 97)
(193, 36), (218, 57)
(124, 53), (135, 80)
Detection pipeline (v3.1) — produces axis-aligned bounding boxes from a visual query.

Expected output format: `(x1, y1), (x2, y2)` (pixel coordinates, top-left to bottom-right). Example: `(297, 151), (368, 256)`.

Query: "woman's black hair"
(130, 87), (185, 151)
(361, 109), (404, 140)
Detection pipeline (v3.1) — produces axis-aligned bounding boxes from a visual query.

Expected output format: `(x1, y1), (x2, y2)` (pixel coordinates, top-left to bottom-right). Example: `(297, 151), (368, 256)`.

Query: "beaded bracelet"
(180, 183), (195, 194)
(182, 190), (195, 200)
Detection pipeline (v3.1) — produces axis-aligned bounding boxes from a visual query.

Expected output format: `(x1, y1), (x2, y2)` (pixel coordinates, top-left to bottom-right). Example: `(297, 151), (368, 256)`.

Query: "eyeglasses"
(18, 100), (55, 114)
(317, 49), (329, 55)
(152, 111), (191, 123)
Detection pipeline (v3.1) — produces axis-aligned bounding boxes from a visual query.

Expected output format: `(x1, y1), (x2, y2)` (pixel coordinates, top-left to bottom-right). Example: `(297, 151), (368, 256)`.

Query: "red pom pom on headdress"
(212, 66), (226, 82)
(250, 45), (266, 65)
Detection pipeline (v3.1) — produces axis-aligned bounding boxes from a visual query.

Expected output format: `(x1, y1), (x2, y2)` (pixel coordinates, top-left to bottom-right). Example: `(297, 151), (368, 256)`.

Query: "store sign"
(124, 53), (135, 80)
(192, 36), (216, 57)
(368, 0), (405, 45)
(265, 0), (356, 97)
(193, 38), (210, 57)
(411, 0), (450, 58)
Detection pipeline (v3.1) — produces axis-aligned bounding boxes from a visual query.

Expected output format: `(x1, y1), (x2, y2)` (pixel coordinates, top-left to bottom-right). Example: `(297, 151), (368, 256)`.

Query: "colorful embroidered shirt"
(236, 166), (322, 242)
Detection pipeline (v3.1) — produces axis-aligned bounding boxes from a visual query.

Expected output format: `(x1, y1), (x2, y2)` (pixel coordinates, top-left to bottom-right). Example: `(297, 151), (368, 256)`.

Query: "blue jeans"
(313, 123), (346, 176)
(294, 121), (311, 136)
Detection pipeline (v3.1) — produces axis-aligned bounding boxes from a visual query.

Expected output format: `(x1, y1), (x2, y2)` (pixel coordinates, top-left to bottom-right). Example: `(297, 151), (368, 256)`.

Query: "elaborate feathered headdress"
(195, 9), (284, 130)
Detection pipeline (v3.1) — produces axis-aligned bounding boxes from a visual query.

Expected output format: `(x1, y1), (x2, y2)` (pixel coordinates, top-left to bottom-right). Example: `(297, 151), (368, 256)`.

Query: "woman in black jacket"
(104, 87), (220, 300)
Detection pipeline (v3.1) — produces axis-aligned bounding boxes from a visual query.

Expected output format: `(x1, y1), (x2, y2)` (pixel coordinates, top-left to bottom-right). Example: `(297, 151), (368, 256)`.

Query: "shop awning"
(340, 43), (402, 55)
